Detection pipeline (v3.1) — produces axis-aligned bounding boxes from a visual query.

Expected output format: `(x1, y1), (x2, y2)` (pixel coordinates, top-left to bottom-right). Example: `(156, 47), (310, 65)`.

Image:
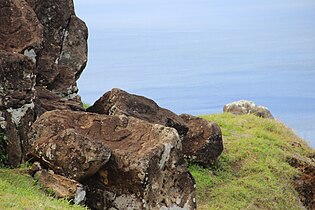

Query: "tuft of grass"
(0, 168), (87, 210)
(190, 113), (314, 210)
(83, 103), (90, 109)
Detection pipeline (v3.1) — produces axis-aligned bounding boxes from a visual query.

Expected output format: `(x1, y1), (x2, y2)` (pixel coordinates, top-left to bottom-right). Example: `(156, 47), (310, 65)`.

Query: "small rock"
(35, 169), (86, 204)
(180, 114), (223, 166)
(223, 100), (274, 119)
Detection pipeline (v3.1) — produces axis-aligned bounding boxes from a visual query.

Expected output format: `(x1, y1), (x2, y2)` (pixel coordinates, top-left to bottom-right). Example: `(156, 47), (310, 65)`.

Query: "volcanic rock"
(0, 0), (88, 166)
(28, 111), (111, 181)
(27, 110), (196, 209)
(87, 88), (188, 137)
(35, 169), (86, 204)
(34, 86), (84, 116)
(180, 114), (223, 166)
(0, 0), (43, 53)
(223, 100), (274, 119)
(0, 52), (36, 166)
(26, 0), (88, 95)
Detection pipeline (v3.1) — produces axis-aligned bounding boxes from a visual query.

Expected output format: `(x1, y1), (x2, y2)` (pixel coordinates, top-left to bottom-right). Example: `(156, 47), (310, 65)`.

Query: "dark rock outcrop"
(28, 110), (196, 210)
(87, 88), (188, 137)
(0, 52), (37, 166)
(0, 0), (88, 166)
(25, 0), (87, 95)
(180, 114), (223, 166)
(223, 100), (274, 119)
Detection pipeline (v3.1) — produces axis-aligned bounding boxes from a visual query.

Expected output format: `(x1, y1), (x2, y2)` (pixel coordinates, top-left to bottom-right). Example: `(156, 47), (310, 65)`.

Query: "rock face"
(28, 110), (196, 210)
(25, 0), (87, 95)
(0, 0), (88, 166)
(35, 169), (86, 204)
(180, 114), (223, 166)
(223, 100), (274, 119)
(0, 52), (37, 166)
(87, 88), (188, 137)
(0, 0), (43, 53)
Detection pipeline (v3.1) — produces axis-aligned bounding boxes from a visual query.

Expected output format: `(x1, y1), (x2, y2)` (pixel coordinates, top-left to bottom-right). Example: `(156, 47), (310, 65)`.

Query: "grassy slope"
(190, 113), (314, 210)
(0, 167), (86, 210)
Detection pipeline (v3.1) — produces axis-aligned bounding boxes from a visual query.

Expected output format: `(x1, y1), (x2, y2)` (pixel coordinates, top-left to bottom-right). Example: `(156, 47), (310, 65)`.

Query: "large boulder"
(180, 114), (223, 166)
(223, 100), (274, 119)
(26, 0), (88, 96)
(27, 0), (88, 113)
(27, 110), (196, 210)
(87, 88), (188, 137)
(27, 0), (87, 95)
(27, 111), (111, 181)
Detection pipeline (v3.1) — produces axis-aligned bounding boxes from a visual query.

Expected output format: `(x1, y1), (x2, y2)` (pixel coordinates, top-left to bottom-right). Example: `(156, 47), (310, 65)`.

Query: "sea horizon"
(75, 0), (315, 148)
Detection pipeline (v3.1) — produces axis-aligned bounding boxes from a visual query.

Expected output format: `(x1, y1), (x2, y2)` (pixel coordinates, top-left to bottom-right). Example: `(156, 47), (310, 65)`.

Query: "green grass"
(0, 167), (87, 210)
(190, 113), (314, 210)
(83, 103), (90, 109)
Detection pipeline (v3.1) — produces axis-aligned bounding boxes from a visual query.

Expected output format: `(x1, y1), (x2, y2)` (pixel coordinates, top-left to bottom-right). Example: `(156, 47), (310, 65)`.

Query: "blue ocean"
(75, 0), (315, 147)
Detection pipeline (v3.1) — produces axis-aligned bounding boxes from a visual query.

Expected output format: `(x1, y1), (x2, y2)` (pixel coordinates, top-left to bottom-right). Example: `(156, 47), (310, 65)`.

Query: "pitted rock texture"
(0, 52), (36, 109)
(180, 114), (223, 166)
(87, 88), (188, 137)
(26, 0), (87, 94)
(35, 169), (86, 204)
(223, 100), (274, 119)
(0, 52), (36, 166)
(34, 86), (84, 116)
(0, 0), (88, 166)
(28, 111), (111, 181)
(0, 0), (43, 53)
(27, 110), (196, 210)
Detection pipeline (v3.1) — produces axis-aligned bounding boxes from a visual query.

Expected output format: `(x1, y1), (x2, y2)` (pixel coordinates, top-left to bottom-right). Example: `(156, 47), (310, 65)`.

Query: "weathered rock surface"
(0, 0), (43, 53)
(26, 0), (87, 95)
(0, 0), (88, 166)
(0, 52), (36, 166)
(223, 100), (274, 119)
(0, 52), (36, 109)
(180, 114), (223, 166)
(288, 154), (315, 210)
(87, 88), (188, 137)
(34, 86), (84, 116)
(28, 110), (196, 210)
(28, 111), (111, 181)
(35, 169), (86, 204)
